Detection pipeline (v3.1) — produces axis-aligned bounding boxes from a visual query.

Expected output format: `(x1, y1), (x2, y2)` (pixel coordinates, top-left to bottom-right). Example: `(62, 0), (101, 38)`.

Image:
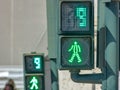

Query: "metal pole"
(98, 1), (107, 89)
(50, 59), (59, 90)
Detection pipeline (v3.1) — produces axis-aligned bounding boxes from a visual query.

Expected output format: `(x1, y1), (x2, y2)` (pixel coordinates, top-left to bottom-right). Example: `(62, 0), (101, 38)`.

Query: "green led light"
(25, 75), (44, 90)
(68, 41), (82, 63)
(30, 76), (39, 90)
(34, 57), (41, 70)
(76, 7), (87, 27)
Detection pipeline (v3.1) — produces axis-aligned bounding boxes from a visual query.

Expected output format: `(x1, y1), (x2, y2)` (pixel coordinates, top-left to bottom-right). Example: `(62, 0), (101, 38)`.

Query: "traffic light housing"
(24, 54), (44, 73)
(61, 1), (92, 34)
(58, 1), (94, 70)
(23, 53), (45, 90)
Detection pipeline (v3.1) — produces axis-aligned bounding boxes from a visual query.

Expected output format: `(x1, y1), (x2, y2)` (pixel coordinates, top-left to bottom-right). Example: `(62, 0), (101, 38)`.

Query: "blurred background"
(0, 0), (119, 90)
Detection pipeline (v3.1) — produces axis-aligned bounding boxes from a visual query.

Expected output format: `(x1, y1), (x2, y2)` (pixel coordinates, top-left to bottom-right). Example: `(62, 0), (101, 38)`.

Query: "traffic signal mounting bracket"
(70, 70), (105, 84)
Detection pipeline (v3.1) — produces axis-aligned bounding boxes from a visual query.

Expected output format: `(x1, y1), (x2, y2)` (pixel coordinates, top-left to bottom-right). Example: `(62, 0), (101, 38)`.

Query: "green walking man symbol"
(30, 76), (39, 90)
(68, 41), (82, 63)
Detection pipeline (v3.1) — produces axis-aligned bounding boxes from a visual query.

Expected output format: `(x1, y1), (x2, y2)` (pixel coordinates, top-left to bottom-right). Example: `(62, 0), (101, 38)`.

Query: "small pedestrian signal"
(25, 75), (44, 90)
(30, 77), (39, 90)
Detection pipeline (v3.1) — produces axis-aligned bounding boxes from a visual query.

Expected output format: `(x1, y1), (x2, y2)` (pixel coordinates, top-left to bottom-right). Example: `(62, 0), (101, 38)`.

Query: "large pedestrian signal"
(23, 53), (45, 90)
(61, 36), (92, 69)
(58, 1), (94, 70)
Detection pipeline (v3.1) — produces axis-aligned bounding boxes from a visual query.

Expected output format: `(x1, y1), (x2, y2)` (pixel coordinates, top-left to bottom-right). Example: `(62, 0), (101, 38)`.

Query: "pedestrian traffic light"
(58, 1), (94, 70)
(25, 75), (44, 90)
(23, 53), (45, 90)
(60, 36), (93, 69)
(24, 53), (44, 74)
